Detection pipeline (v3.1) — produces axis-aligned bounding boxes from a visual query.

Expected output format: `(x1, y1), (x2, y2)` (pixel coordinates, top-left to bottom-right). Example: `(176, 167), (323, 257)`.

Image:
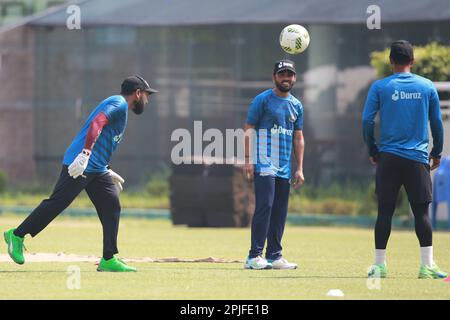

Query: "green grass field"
(0, 214), (449, 300)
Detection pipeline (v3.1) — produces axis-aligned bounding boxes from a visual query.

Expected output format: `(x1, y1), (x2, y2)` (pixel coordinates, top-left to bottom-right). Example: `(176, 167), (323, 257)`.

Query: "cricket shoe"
(418, 263), (447, 279)
(367, 263), (387, 278)
(4, 228), (25, 265)
(267, 258), (298, 270)
(97, 256), (137, 272)
(244, 256), (272, 270)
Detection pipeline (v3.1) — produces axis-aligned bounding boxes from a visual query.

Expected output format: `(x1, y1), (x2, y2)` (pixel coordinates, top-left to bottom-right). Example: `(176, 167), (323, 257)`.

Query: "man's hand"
(369, 154), (379, 165)
(430, 156), (441, 171)
(291, 170), (305, 189)
(108, 169), (125, 192)
(68, 149), (91, 178)
(244, 163), (254, 181)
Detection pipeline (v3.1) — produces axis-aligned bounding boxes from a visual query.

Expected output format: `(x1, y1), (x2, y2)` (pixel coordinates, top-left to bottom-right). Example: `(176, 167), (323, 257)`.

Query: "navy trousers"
(249, 173), (291, 260)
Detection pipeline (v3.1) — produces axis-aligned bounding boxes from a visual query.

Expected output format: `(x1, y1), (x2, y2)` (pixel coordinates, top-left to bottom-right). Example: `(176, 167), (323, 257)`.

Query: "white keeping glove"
(68, 149), (91, 179)
(108, 169), (125, 192)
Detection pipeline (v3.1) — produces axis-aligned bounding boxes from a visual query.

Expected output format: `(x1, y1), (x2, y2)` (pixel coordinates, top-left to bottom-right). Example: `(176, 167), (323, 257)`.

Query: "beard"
(132, 98), (145, 114)
(275, 79), (294, 93)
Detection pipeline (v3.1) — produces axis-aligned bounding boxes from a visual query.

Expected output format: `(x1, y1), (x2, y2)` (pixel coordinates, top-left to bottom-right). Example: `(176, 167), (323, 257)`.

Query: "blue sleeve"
(294, 104), (303, 130)
(103, 101), (125, 123)
(246, 94), (264, 125)
(429, 84), (444, 158)
(362, 82), (380, 157)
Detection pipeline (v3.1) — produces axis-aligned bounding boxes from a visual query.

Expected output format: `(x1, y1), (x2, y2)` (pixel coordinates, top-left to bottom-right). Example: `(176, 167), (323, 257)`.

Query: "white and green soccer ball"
(279, 24), (310, 54)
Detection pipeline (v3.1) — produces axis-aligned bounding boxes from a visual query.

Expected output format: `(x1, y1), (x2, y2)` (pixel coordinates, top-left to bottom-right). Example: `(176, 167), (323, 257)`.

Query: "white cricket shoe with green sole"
(268, 258), (298, 270)
(244, 256), (272, 270)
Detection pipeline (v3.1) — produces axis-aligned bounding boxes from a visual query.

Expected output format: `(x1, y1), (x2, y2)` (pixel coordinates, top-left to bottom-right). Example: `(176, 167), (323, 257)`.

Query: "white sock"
(420, 246), (433, 267)
(375, 249), (386, 265)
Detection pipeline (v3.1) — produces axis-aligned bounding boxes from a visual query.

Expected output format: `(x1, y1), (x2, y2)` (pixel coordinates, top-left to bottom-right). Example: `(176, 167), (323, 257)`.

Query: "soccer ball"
(279, 24), (310, 54)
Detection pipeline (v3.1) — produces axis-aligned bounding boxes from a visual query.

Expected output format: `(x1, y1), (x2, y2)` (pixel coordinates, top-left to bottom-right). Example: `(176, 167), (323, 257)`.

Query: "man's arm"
(429, 85), (444, 170)
(68, 112), (109, 178)
(362, 83), (380, 164)
(244, 123), (256, 180)
(243, 95), (263, 181)
(84, 112), (109, 151)
(292, 129), (305, 188)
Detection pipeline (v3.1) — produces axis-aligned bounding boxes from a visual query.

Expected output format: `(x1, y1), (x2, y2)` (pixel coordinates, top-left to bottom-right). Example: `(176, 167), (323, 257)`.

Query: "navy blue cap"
(121, 75), (158, 94)
(274, 59), (296, 74)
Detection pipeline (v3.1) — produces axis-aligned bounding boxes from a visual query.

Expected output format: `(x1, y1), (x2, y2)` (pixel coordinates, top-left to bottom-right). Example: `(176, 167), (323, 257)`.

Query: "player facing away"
(243, 59), (305, 270)
(362, 41), (447, 279)
(4, 75), (157, 272)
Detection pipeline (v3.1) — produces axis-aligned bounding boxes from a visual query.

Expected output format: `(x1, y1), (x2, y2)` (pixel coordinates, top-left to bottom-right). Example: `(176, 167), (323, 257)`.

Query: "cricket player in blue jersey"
(363, 40), (447, 279)
(4, 76), (157, 272)
(243, 59), (305, 270)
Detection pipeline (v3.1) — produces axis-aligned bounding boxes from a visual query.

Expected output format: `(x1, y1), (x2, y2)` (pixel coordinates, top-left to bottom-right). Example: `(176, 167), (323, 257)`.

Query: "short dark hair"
(120, 87), (136, 96)
(389, 40), (414, 65)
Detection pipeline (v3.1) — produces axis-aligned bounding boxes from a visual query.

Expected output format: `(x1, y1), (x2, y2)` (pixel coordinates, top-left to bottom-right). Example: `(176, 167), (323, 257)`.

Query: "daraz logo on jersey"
(271, 124), (293, 136)
(391, 90), (422, 101)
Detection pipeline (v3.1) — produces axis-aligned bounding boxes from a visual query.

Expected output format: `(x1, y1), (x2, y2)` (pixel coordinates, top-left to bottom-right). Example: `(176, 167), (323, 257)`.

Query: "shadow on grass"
(248, 275), (368, 279)
(248, 275), (421, 280)
(0, 270), (98, 273)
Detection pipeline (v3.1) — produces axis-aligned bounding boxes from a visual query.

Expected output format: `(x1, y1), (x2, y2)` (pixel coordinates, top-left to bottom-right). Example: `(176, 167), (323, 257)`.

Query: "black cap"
(390, 40), (414, 65)
(121, 75), (158, 95)
(273, 59), (296, 74)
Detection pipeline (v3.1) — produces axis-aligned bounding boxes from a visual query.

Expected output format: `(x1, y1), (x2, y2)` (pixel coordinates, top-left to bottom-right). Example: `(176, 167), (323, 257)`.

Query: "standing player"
(363, 40), (447, 279)
(4, 75), (157, 272)
(243, 59), (305, 270)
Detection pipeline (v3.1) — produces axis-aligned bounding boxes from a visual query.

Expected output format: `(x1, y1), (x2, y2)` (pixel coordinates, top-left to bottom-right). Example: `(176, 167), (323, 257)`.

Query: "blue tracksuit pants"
(249, 173), (290, 260)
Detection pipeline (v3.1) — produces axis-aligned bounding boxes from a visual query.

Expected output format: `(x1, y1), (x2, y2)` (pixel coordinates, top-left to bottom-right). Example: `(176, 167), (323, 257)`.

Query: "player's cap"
(273, 59), (296, 74)
(390, 40), (414, 64)
(121, 75), (158, 94)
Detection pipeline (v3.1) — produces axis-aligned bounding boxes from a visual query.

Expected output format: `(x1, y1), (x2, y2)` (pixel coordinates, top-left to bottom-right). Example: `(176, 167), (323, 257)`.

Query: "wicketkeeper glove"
(68, 149), (91, 179)
(108, 169), (125, 192)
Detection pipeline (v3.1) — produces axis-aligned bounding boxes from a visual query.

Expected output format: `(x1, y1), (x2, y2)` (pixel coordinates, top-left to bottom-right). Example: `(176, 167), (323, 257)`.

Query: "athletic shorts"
(375, 152), (432, 204)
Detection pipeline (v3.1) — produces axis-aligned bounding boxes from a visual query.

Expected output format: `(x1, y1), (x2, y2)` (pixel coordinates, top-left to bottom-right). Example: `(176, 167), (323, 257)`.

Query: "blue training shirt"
(362, 72), (444, 164)
(246, 89), (304, 179)
(63, 95), (128, 173)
